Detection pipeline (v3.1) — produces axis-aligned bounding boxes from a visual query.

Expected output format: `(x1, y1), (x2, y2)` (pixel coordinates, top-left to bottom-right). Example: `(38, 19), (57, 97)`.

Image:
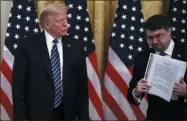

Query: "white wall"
(1, 1), (12, 61)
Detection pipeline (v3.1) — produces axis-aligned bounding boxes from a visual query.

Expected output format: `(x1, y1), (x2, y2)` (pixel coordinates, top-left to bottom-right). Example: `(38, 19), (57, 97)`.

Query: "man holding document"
(127, 15), (186, 120)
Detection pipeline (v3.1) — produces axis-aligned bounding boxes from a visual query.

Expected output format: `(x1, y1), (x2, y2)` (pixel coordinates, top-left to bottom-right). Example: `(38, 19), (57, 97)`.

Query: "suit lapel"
(38, 32), (54, 86)
(171, 43), (182, 60)
(62, 37), (71, 86)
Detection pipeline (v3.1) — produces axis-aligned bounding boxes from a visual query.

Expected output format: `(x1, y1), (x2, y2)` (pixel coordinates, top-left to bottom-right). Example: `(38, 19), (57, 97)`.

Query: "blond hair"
(40, 3), (68, 29)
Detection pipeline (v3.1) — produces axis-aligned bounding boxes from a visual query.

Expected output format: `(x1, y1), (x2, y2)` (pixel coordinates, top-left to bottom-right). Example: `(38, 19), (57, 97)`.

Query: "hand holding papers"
(144, 54), (186, 102)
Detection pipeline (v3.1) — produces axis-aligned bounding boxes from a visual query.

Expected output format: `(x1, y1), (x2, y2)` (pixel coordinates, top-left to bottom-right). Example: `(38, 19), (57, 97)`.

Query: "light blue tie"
(51, 39), (62, 108)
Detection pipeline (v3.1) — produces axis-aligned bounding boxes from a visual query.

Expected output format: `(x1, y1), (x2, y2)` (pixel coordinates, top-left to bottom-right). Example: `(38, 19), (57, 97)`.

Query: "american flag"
(103, 0), (149, 120)
(168, 0), (186, 59)
(0, 0), (40, 120)
(65, 0), (104, 120)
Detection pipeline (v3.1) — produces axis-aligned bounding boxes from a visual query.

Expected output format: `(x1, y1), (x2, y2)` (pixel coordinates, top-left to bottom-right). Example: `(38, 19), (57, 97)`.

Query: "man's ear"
(44, 23), (50, 30)
(167, 28), (172, 33)
(167, 28), (172, 37)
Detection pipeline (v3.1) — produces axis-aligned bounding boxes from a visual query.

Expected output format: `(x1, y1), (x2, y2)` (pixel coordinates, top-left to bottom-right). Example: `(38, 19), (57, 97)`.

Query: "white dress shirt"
(44, 30), (63, 93)
(132, 39), (186, 103)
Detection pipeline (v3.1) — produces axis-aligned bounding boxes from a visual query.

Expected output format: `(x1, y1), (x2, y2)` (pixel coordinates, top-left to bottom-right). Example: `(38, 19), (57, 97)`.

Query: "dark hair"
(144, 14), (172, 31)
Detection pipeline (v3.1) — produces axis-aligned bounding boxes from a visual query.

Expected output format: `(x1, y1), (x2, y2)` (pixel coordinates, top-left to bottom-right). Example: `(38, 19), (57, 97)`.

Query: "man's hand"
(173, 77), (186, 97)
(134, 78), (151, 97)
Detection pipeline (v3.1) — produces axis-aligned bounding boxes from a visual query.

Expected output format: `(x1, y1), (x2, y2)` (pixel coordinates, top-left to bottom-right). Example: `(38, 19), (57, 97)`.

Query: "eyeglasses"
(147, 30), (168, 41)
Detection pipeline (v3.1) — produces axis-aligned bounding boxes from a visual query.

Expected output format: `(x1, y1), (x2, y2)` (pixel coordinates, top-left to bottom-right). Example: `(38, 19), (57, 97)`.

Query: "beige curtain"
(36, 0), (168, 80)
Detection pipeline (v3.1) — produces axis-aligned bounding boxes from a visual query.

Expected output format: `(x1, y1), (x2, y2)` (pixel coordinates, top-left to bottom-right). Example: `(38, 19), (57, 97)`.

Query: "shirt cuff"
(132, 88), (141, 104)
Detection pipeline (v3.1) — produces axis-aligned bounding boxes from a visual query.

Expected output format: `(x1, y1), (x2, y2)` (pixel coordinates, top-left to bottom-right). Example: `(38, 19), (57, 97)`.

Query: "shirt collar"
(164, 39), (174, 56)
(44, 30), (62, 44)
(156, 39), (175, 56)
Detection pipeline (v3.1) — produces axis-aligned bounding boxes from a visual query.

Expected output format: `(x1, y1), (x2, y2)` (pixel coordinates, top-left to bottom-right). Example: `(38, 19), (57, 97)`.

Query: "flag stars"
(181, 9), (186, 14)
(83, 37), (88, 42)
(34, 18), (38, 23)
(111, 32), (116, 37)
(115, 13), (118, 18)
(77, 5), (82, 11)
(182, 0), (186, 4)
(26, 6), (31, 12)
(84, 27), (89, 32)
(129, 35), (134, 40)
(131, 16), (136, 21)
(129, 45), (133, 50)
(139, 28), (144, 32)
(25, 26), (29, 31)
(121, 24), (126, 29)
(17, 4), (22, 10)
(119, 43), (124, 48)
(137, 47), (142, 52)
(14, 44), (18, 49)
(180, 38), (185, 43)
(68, 4), (73, 9)
(33, 28), (38, 33)
(17, 14), (22, 19)
(120, 34), (125, 39)
(172, 27), (176, 31)
(181, 29), (185, 33)
(68, 13), (72, 18)
(128, 55), (133, 60)
(140, 18), (144, 23)
(84, 47), (87, 51)
(130, 26), (135, 31)
(25, 16), (30, 21)
(172, 17), (177, 22)
(68, 24), (70, 28)
(123, 5), (127, 10)
(7, 23), (11, 27)
(15, 24), (20, 29)
(138, 37), (143, 42)
(76, 15), (81, 20)
(173, 7), (177, 12)
(74, 35), (79, 39)
(14, 34), (19, 39)
(122, 14), (127, 20)
(181, 19), (186, 24)
(85, 17), (89, 22)
(113, 23), (116, 27)
(9, 13), (12, 18)
(6, 33), (10, 37)
(132, 7), (136, 12)
(75, 25), (80, 30)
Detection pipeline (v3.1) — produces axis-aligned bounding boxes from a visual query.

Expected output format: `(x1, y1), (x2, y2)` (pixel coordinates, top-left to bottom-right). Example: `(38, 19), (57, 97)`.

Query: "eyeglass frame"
(146, 29), (169, 42)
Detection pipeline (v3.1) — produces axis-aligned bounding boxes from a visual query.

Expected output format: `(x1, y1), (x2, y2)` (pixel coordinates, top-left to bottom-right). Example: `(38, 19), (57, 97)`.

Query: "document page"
(170, 59), (186, 100)
(144, 54), (186, 102)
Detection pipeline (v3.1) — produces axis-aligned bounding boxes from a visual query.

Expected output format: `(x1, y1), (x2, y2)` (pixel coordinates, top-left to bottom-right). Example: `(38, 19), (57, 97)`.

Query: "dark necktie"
(50, 39), (62, 108)
(160, 52), (166, 56)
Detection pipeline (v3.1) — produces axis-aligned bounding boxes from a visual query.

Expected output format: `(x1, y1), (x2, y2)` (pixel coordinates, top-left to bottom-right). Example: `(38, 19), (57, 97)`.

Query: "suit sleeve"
(12, 39), (28, 120)
(127, 56), (144, 105)
(76, 57), (89, 120)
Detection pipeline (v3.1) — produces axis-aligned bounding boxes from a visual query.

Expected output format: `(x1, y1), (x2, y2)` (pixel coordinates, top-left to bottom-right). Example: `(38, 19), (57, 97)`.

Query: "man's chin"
(61, 32), (67, 36)
(153, 46), (165, 52)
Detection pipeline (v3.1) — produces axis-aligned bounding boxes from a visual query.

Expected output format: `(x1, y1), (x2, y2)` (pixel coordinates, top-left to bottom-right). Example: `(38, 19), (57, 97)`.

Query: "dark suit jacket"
(12, 32), (89, 120)
(127, 44), (186, 120)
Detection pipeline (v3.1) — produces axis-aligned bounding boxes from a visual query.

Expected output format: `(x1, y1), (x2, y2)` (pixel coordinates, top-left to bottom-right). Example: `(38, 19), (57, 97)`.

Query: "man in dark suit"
(127, 15), (186, 120)
(12, 3), (88, 120)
